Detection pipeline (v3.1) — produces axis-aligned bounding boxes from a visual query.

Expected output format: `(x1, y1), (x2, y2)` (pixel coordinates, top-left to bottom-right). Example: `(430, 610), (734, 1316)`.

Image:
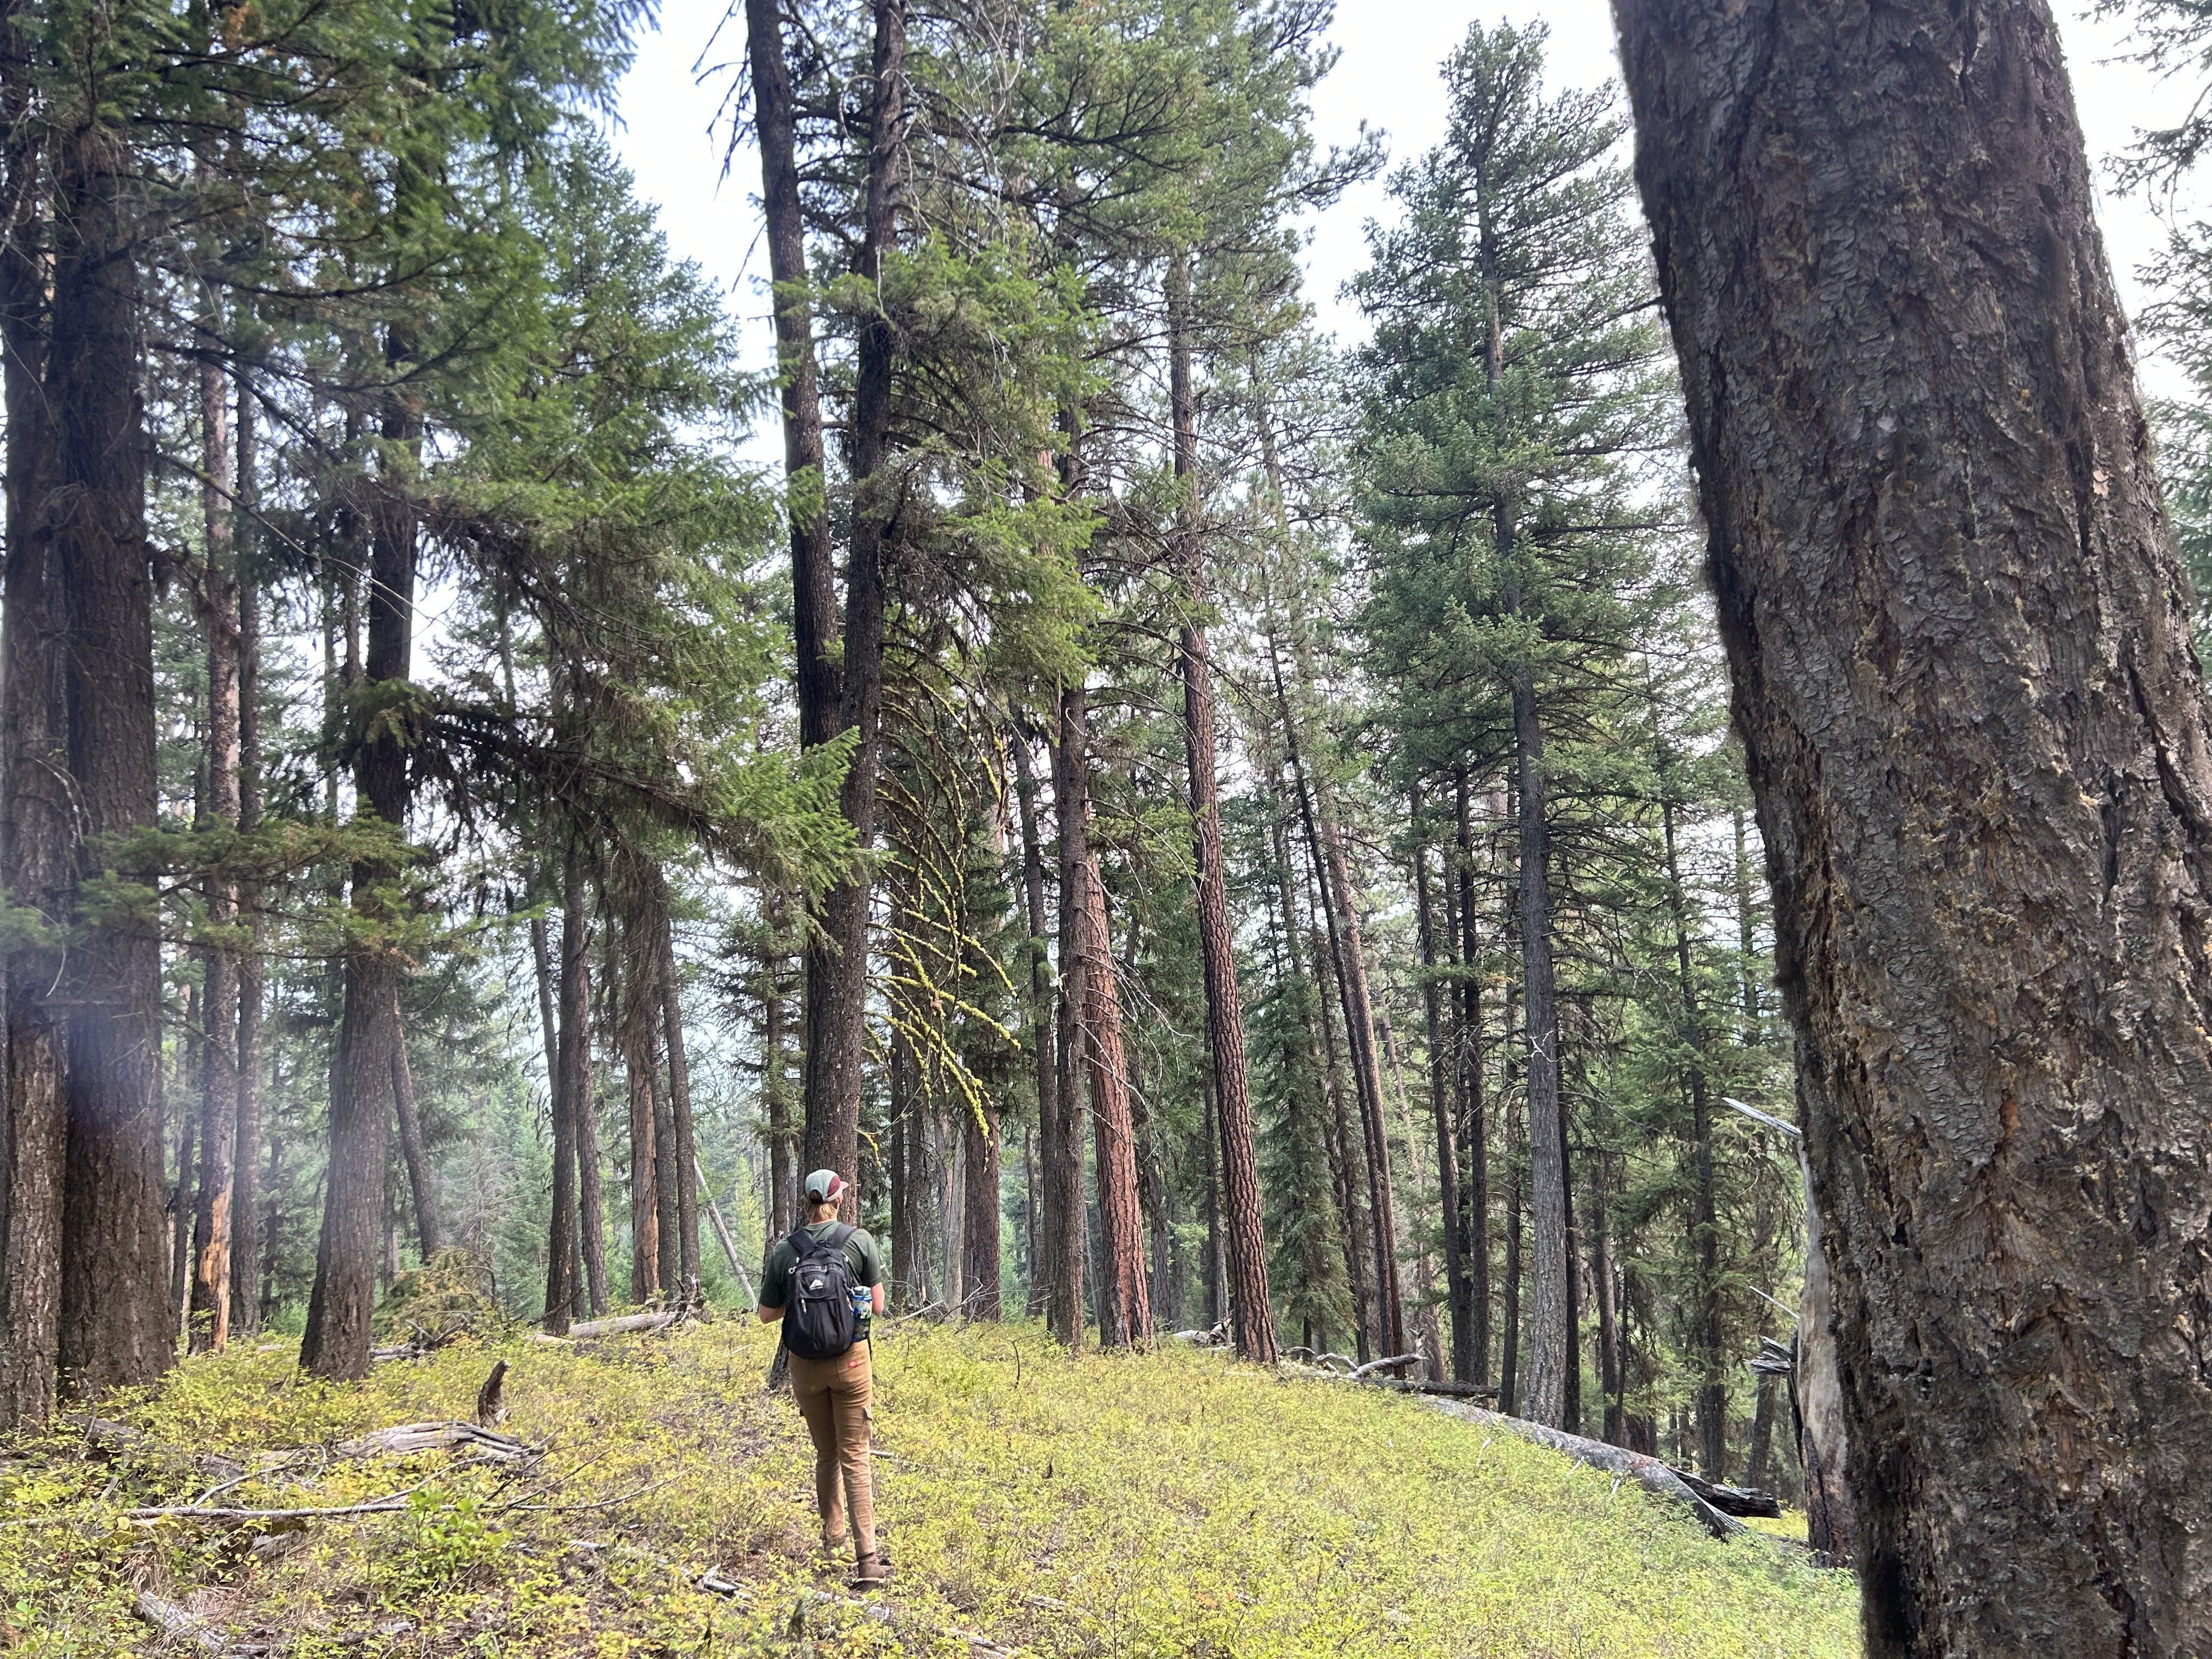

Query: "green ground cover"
(1, 1319), (1858, 1657)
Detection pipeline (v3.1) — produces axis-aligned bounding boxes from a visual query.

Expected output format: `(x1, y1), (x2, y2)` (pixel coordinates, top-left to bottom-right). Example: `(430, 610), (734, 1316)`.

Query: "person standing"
(758, 1169), (888, 1584)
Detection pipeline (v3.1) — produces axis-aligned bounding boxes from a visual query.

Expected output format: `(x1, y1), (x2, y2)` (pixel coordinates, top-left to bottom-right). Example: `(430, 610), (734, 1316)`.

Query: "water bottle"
(849, 1281), (872, 1325)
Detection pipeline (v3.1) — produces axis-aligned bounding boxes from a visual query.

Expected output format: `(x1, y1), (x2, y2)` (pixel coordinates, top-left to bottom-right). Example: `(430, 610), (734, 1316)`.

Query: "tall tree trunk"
(1168, 254), (1275, 1363)
(1658, 778), (1725, 1476)
(1009, 731), (1060, 1322)
(744, 0), (837, 755)
(230, 375), (264, 1339)
(301, 328), (417, 1383)
(0, 26), (67, 1426)
(799, 0), (904, 1199)
(1414, 816), (1472, 1380)
(655, 879), (702, 1302)
(1056, 685), (1148, 1347)
(543, 848), (590, 1334)
(576, 1035), (606, 1318)
(1499, 971), (1522, 1417)
(1453, 772), (1491, 1384)
(189, 355), (240, 1356)
(42, 122), (172, 1401)
(1274, 640), (1404, 1362)
(1510, 682), (1570, 1429)
(619, 915), (659, 1303)
(1310, 916), (1372, 1361)
(1615, 0), (2203, 1640)
(1042, 714), (1087, 1348)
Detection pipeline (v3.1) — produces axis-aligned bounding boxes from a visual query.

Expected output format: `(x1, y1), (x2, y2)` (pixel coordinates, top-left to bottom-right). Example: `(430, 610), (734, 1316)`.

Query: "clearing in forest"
(2, 1321), (1856, 1657)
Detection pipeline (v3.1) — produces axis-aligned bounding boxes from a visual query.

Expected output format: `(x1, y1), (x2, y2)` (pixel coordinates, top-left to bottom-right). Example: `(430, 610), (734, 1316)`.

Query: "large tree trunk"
(1169, 256), (1274, 1363)
(800, 0), (903, 1200)
(1055, 685), (1148, 1347)
(1615, 0), (2208, 1644)
(301, 330), (417, 1383)
(50, 121), (173, 1402)
(230, 375), (264, 1339)
(0, 25), (67, 1429)
(189, 354), (240, 1357)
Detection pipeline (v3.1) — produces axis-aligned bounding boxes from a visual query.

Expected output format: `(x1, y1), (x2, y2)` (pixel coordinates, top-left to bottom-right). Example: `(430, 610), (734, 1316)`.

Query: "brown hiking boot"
(848, 1551), (891, 1589)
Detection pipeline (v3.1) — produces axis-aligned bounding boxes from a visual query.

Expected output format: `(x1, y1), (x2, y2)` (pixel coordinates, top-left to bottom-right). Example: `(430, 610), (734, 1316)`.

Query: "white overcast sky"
(605, 0), (2204, 408)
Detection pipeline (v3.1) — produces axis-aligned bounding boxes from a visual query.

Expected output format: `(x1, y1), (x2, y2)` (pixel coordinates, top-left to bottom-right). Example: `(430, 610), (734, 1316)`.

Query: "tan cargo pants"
(787, 1341), (874, 1558)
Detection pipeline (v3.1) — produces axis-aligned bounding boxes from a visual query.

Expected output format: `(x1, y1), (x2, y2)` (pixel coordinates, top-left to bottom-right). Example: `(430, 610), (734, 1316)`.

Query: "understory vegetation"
(3, 1322), (1852, 1657)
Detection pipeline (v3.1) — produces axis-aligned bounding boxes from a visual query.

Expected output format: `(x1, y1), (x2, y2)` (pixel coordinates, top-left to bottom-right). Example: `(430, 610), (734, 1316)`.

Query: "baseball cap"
(804, 1169), (847, 1204)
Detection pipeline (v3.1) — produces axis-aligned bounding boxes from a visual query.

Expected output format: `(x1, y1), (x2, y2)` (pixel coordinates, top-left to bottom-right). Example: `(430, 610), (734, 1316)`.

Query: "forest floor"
(2, 1317), (1858, 1658)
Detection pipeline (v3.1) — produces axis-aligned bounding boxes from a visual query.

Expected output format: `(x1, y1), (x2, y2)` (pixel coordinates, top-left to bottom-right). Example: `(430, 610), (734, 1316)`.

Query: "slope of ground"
(1, 1318), (1858, 1657)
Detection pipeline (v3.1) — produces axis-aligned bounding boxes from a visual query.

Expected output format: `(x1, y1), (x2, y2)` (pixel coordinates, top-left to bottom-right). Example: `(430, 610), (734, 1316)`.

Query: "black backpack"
(782, 1223), (860, 1361)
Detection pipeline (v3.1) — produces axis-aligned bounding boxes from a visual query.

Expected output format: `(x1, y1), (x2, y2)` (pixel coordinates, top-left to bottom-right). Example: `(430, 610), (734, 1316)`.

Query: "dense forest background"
(7, 0), (2212, 1516)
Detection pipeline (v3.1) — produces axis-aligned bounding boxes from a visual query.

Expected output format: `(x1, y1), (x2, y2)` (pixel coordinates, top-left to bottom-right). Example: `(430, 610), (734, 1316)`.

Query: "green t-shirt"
(759, 1220), (883, 1311)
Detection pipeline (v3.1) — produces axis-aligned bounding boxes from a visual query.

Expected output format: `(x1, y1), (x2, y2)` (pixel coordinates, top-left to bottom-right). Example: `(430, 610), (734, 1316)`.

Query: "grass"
(0, 1317), (1860, 1657)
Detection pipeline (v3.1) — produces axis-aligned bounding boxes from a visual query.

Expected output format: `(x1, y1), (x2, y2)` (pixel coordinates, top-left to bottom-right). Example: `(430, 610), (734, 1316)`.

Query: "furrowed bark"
(1057, 685), (1148, 1347)
(301, 327), (417, 1383)
(800, 0), (904, 1200)
(1615, 0), (2204, 1643)
(0, 12), (66, 1427)
(51, 119), (171, 1401)
(1170, 256), (1274, 1363)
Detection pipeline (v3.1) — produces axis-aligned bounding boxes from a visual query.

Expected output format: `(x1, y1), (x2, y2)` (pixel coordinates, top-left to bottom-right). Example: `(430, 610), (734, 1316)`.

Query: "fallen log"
(1671, 1466), (1782, 1519)
(1425, 1399), (1747, 1539)
(1348, 1352), (1423, 1380)
(565, 1311), (679, 1340)
(1363, 1378), (1500, 1401)
(335, 1420), (534, 1462)
(133, 1589), (232, 1655)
